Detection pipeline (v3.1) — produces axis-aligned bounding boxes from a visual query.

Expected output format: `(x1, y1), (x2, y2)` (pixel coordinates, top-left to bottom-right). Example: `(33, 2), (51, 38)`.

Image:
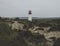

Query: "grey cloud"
(0, 0), (60, 18)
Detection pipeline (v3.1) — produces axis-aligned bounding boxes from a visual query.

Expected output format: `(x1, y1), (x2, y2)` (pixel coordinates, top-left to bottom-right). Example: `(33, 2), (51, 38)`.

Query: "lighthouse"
(28, 10), (32, 21)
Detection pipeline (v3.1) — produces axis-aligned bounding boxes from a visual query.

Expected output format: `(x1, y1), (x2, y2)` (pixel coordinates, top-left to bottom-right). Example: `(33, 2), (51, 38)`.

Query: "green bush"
(0, 23), (28, 46)
(0, 23), (18, 40)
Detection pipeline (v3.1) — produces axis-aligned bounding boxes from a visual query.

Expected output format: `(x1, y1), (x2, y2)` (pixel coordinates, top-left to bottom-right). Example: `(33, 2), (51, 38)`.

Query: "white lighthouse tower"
(28, 10), (32, 21)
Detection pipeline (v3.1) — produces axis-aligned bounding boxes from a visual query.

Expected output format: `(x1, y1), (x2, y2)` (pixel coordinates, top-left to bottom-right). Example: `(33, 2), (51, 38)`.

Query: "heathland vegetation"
(0, 17), (60, 46)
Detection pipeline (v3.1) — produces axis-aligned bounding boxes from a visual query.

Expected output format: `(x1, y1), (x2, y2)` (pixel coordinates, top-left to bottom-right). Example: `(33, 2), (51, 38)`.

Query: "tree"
(14, 17), (20, 21)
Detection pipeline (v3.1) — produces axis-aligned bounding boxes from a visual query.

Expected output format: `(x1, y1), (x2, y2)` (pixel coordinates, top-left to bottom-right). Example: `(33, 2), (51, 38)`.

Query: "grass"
(0, 18), (60, 46)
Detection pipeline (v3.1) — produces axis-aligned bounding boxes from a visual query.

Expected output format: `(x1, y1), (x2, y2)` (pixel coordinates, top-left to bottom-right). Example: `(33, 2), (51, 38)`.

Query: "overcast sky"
(0, 0), (60, 18)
